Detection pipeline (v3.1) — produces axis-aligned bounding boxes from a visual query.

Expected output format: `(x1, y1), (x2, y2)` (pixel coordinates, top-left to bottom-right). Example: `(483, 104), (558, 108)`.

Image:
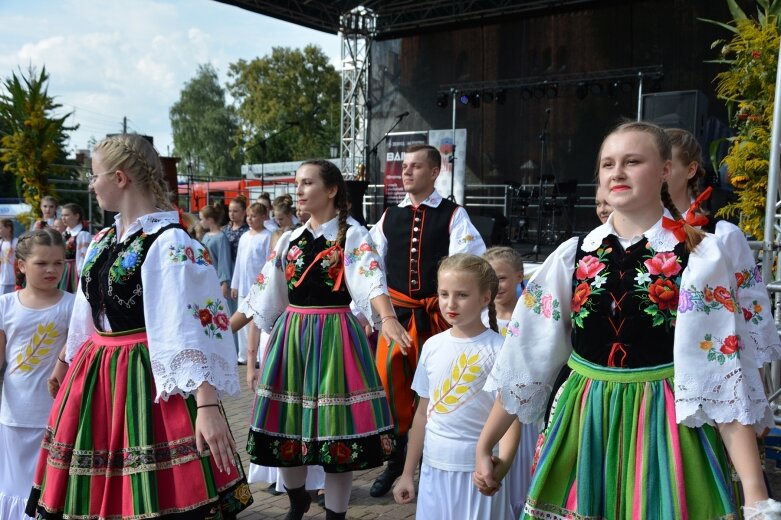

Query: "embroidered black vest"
(285, 228), (352, 308)
(383, 198), (458, 298)
(81, 223), (181, 332)
(570, 234), (690, 368)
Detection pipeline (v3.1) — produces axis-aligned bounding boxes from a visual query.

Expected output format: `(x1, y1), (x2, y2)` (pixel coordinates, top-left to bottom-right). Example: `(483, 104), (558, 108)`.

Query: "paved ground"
(224, 365), (417, 519)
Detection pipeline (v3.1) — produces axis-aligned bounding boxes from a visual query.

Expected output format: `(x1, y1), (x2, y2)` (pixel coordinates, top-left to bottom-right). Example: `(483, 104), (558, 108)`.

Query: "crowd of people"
(0, 124), (780, 520)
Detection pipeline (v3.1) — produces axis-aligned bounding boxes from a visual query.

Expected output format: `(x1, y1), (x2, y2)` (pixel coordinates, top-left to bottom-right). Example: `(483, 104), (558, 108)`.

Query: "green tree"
(227, 45), (340, 163)
(0, 66), (74, 221)
(170, 64), (241, 178)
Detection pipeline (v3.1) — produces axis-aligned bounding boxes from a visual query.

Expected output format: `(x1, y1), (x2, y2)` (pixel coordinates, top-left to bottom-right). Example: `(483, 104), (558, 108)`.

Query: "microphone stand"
(533, 108), (552, 261)
(366, 112), (408, 184)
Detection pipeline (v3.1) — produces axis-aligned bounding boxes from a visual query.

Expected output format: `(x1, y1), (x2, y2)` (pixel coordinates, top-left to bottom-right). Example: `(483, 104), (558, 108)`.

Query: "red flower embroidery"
(643, 252), (681, 278)
(735, 271), (747, 288)
(202, 248), (212, 265)
(368, 260), (379, 270)
(571, 282), (591, 313)
(278, 440), (300, 461)
(359, 243), (372, 252)
(329, 442), (353, 464)
(256, 273), (265, 284)
(267, 250), (277, 261)
(703, 287), (714, 303)
(184, 246), (195, 263)
(213, 312), (229, 331)
(713, 286), (735, 312)
(287, 245), (303, 262)
(198, 309), (213, 326)
(743, 307), (753, 321)
(720, 335), (740, 355)
(285, 262), (296, 281)
(648, 278), (679, 311)
(575, 256), (605, 280)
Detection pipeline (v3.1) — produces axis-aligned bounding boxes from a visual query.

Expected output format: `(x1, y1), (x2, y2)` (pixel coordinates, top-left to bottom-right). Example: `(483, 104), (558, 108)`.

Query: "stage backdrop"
(384, 129), (467, 207)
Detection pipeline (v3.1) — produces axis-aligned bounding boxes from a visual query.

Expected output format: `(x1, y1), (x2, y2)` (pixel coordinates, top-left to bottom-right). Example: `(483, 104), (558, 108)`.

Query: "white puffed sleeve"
(448, 206), (487, 256)
(484, 237), (577, 423)
(74, 230), (92, 274)
(368, 210), (388, 272)
(142, 228), (239, 401)
(714, 221), (781, 364)
(673, 236), (772, 432)
(238, 231), (292, 333)
(343, 224), (387, 328)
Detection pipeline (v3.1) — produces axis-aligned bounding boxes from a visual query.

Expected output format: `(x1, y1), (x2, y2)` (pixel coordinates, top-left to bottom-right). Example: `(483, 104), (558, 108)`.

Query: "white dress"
(0, 291), (74, 519)
(0, 238), (17, 294)
(231, 229), (271, 363)
(411, 329), (513, 520)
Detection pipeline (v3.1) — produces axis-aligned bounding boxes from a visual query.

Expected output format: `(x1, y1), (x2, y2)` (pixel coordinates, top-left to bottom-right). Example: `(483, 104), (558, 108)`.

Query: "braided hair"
(300, 159), (350, 247)
(93, 134), (174, 211)
(438, 253), (500, 332)
(665, 128), (708, 205)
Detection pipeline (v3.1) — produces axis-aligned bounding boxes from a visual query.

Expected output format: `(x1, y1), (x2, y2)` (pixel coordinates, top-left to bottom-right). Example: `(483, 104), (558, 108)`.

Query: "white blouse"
(66, 223), (92, 275)
(231, 229), (271, 297)
(239, 216), (387, 332)
(64, 211), (240, 402)
(485, 218), (773, 433)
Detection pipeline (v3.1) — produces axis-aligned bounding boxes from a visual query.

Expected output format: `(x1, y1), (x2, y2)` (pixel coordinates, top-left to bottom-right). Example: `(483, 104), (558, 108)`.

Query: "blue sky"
(0, 0), (340, 157)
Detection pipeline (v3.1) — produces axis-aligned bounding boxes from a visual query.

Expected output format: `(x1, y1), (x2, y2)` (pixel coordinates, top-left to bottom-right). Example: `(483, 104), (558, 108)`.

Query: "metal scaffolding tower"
(339, 6), (376, 179)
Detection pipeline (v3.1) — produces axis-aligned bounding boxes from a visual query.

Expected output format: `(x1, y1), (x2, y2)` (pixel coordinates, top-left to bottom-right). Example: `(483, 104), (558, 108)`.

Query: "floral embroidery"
(735, 266), (762, 289)
(742, 300), (764, 324)
(358, 260), (380, 277)
(345, 242), (374, 266)
(188, 299), (230, 339)
(523, 282), (561, 321)
(505, 321), (521, 337)
(10, 322), (59, 375)
(254, 273), (268, 291)
(320, 441), (361, 465)
(110, 233), (147, 284)
(699, 333), (741, 365)
(272, 439), (302, 461)
(571, 246), (611, 327)
(167, 244), (210, 265)
(679, 284), (737, 315)
(430, 350), (484, 415)
(319, 240), (342, 288)
(82, 228), (115, 274)
(633, 250), (682, 329)
(285, 238), (308, 288)
(458, 234), (475, 245)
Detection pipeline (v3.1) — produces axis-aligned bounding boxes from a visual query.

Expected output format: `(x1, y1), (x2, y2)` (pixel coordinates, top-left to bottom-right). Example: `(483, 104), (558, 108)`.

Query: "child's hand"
(47, 360), (68, 398)
(392, 474), (416, 504)
(230, 288), (238, 300)
(221, 282), (230, 299)
(246, 364), (259, 391)
(473, 453), (501, 496)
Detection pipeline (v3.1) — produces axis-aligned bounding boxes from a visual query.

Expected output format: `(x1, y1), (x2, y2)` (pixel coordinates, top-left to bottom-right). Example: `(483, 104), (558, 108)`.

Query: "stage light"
(533, 86), (546, 99)
(495, 89), (506, 104)
(436, 92), (448, 108)
(576, 81), (588, 100)
(546, 84), (558, 98)
(590, 83), (604, 96)
(619, 80), (633, 93)
(521, 88), (533, 100)
(459, 93), (470, 105)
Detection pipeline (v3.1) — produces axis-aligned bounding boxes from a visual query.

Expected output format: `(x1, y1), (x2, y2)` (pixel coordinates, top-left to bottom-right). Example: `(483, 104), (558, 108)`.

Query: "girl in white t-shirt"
(393, 253), (520, 520)
(0, 219), (18, 294)
(0, 229), (74, 519)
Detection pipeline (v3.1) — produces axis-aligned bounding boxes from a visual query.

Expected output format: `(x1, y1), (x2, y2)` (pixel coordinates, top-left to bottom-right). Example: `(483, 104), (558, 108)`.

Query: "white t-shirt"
(411, 328), (503, 472)
(0, 238), (17, 286)
(480, 308), (512, 338)
(0, 291), (74, 427)
(231, 229), (271, 296)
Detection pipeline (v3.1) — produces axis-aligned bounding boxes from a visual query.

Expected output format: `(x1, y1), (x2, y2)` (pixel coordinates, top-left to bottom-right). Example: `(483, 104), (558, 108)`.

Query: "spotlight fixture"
(575, 81), (588, 100)
(521, 87), (533, 100)
(436, 92), (448, 108)
(589, 82), (604, 96)
(459, 93), (470, 105)
(545, 84), (558, 98)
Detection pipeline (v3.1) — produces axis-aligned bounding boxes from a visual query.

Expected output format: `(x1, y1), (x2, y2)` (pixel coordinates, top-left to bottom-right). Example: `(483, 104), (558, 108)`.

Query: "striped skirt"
(26, 329), (253, 520)
(247, 305), (395, 473)
(58, 259), (78, 293)
(524, 353), (738, 520)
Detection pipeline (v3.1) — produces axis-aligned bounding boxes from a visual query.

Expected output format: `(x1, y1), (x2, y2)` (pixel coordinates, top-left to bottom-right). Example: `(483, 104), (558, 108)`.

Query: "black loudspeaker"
(469, 213), (509, 247)
(641, 90), (708, 143)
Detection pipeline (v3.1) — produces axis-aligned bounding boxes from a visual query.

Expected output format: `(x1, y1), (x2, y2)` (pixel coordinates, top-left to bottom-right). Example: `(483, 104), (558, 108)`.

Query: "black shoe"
(325, 508), (347, 520)
(369, 462), (403, 497)
(283, 485), (312, 520)
(265, 482), (283, 496)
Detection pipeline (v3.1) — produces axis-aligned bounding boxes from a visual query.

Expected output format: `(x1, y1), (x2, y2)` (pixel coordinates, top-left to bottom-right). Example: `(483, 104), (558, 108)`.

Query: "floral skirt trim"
(58, 259), (78, 293)
(523, 353), (737, 520)
(248, 306), (395, 473)
(26, 331), (253, 520)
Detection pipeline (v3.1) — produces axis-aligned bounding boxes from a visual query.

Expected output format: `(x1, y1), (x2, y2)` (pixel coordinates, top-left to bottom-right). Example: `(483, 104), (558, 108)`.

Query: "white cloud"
(0, 0), (340, 157)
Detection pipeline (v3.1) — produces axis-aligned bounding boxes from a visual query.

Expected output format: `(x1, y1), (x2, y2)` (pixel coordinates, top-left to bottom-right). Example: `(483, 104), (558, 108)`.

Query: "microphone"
(396, 111), (410, 119)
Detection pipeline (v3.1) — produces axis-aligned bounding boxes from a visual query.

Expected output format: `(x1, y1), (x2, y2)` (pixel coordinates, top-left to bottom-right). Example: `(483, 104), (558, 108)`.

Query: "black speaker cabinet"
(641, 90), (708, 144)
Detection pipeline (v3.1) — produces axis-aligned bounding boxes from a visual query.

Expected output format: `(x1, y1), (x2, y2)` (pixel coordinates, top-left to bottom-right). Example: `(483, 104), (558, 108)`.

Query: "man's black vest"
(383, 198), (459, 298)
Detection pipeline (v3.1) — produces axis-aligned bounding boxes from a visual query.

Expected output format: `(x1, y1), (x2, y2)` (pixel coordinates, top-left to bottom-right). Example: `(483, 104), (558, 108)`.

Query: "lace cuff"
(150, 347), (240, 402)
(674, 369), (773, 434)
(65, 331), (92, 363)
(483, 366), (550, 424)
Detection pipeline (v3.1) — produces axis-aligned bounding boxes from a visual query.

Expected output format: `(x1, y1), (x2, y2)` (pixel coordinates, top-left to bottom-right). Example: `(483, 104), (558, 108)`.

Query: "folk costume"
(0, 291), (74, 519)
(239, 215), (394, 472)
(412, 329), (513, 520)
(485, 213), (772, 520)
(369, 190), (485, 439)
(59, 223), (91, 293)
(26, 211), (252, 520)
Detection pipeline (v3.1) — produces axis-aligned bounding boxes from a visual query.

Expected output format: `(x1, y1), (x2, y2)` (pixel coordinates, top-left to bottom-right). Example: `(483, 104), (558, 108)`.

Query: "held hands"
(195, 405), (237, 475)
(392, 474), (417, 504)
(473, 452), (509, 497)
(47, 357), (69, 398)
(381, 317), (411, 356)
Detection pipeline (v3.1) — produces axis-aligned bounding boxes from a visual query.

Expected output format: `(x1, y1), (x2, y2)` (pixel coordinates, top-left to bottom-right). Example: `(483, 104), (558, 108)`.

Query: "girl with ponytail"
(237, 158), (410, 520)
(26, 134), (251, 519)
(475, 121), (777, 519)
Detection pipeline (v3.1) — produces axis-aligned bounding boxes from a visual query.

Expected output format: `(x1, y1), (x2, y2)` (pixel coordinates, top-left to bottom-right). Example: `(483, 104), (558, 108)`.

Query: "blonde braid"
(661, 182), (704, 252)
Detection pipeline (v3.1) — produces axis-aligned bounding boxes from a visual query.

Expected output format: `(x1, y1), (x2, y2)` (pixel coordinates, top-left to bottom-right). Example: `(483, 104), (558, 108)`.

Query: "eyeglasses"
(87, 170), (115, 184)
